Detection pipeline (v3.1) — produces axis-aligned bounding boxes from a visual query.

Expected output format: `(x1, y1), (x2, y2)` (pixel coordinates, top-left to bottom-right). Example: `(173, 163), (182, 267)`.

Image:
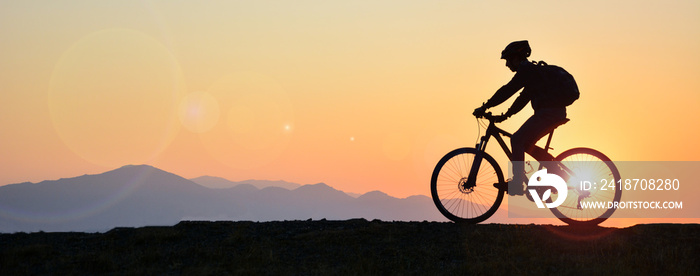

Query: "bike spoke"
(432, 149), (505, 223)
(550, 148), (621, 225)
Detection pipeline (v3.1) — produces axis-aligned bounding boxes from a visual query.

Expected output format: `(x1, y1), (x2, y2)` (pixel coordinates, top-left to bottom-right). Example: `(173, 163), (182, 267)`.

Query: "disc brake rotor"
(458, 177), (475, 194)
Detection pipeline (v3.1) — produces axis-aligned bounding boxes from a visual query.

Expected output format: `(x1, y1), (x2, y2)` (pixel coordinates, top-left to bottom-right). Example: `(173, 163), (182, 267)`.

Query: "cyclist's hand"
(492, 113), (509, 123)
(473, 106), (487, 118)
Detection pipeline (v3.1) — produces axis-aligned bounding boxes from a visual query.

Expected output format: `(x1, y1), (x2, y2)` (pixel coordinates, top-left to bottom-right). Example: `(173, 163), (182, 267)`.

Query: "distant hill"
(0, 165), (447, 232)
(190, 176), (301, 190)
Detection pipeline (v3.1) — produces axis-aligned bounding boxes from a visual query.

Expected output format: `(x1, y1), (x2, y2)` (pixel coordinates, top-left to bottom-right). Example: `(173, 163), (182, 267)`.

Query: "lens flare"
(199, 71), (294, 170)
(48, 28), (184, 168)
(178, 91), (220, 133)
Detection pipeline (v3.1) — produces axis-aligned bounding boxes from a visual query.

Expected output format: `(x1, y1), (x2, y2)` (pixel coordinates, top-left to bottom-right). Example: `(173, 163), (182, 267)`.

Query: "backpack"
(535, 61), (579, 106)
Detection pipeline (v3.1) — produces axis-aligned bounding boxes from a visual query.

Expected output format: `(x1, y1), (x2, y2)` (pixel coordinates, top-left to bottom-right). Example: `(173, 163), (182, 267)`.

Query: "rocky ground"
(1, 220), (698, 275)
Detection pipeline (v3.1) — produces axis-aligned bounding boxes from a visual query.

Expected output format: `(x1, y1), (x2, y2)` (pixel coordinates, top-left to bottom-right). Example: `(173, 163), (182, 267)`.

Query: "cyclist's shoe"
(493, 181), (507, 191)
(494, 178), (525, 196)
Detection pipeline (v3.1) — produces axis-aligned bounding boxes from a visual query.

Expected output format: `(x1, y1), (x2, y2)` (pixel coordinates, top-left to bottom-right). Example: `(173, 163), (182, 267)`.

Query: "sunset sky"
(1, 1), (699, 226)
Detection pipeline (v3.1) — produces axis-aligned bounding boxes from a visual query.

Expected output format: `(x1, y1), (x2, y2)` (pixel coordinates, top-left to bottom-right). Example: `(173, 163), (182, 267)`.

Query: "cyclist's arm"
(503, 91), (530, 118)
(482, 73), (525, 109)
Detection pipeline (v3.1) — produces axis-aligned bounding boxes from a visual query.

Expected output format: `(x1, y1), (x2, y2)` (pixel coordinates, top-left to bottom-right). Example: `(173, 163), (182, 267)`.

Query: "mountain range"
(190, 176), (302, 190)
(0, 165), (447, 232)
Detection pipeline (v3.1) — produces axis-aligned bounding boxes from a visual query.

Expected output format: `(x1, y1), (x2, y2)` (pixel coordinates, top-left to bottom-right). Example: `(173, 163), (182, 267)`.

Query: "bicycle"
(430, 112), (621, 226)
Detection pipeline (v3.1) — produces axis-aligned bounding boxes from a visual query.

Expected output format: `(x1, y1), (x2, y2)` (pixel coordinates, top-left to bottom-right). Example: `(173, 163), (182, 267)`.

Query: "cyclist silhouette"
(473, 40), (569, 196)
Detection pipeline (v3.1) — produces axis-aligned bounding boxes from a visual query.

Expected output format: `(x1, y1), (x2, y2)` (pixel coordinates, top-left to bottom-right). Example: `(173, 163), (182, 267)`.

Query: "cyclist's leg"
(511, 108), (566, 190)
(511, 121), (543, 194)
(528, 145), (554, 162)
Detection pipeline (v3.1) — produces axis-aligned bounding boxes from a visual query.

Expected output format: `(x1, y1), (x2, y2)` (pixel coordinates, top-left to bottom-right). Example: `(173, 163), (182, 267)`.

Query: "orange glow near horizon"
(1, 1), (699, 227)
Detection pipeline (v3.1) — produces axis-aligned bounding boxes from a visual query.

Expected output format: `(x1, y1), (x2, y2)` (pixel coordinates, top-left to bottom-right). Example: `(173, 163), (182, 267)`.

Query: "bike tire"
(549, 147), (621, 226)
(431, 148), (505, 223)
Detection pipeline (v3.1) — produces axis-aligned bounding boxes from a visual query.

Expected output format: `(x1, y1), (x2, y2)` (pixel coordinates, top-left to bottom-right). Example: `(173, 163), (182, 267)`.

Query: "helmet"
(501, 40), (531, 59)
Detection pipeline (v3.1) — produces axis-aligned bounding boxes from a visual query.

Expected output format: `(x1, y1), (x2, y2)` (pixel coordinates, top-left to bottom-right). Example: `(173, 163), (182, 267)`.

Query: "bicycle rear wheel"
(549, 148), (621, 226)
(431, 148), (505, 223)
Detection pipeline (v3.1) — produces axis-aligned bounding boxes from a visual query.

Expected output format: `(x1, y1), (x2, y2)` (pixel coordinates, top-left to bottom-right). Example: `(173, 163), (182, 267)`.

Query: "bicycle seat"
(546, 118), (570, 134)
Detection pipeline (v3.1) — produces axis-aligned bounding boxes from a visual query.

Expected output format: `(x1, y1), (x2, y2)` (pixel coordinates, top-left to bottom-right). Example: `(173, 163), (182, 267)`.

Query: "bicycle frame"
(465, 116), (563, 188)
(476, 120), (515, 160)
(466, 119), (512, 187)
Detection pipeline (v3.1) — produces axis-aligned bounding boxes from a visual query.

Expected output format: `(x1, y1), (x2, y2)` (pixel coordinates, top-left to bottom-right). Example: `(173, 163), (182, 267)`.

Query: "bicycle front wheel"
(550, 148), (621, 226)
(431, 148), (505, 223)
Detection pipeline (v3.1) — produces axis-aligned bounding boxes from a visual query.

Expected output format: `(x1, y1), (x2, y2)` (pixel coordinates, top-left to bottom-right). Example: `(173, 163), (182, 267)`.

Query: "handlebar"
(477, 112), (493, 120)
(475, 111), (507, 123)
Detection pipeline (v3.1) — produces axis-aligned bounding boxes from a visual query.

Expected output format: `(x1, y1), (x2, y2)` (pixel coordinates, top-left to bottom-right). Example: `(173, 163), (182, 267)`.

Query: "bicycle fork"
(465, 137), (488, 189)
